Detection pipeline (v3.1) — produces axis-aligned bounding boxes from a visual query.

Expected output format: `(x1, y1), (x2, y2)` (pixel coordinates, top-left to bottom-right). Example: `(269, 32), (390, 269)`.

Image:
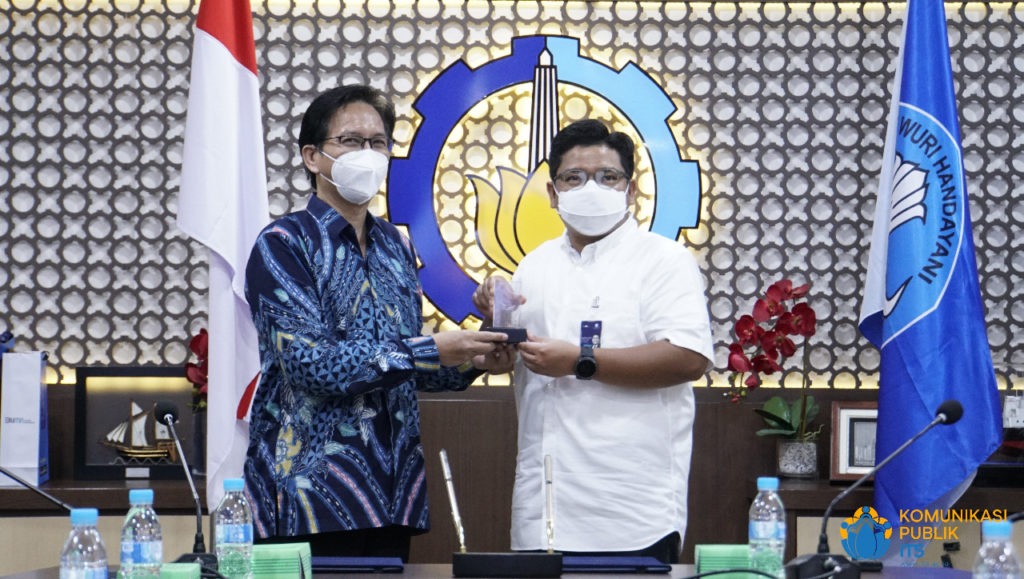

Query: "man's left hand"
(516, 335), (577, 378)
(473, 343), (517, 374)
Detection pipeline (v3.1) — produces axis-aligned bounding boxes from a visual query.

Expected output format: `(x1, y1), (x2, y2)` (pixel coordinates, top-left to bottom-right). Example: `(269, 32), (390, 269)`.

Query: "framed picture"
(977, 393), (1024, 487)
(830, 401), (879, 481)
(74, 366), (199, 480)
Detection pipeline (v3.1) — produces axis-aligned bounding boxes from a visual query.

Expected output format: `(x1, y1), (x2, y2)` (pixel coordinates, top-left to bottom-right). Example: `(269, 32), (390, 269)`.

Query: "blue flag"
(859, 0), (1002, 529)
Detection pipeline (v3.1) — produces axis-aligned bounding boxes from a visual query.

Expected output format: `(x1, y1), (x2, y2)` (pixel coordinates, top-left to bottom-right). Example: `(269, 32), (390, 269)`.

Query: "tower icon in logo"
(840, 506), (892, 560)
(388, 35), (701, 323)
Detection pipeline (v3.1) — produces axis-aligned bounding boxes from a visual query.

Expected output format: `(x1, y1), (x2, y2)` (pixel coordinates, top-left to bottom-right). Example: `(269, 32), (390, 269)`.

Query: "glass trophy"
(486, 278), (526, 343)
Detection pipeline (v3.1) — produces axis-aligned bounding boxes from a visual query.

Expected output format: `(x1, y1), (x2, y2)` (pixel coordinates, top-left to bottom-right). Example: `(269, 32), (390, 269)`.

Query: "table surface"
(0, 563), (972, 579)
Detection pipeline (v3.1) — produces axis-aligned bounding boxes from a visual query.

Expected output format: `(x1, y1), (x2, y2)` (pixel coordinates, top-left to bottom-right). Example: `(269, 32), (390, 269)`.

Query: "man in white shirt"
(473, 119), (715, 563)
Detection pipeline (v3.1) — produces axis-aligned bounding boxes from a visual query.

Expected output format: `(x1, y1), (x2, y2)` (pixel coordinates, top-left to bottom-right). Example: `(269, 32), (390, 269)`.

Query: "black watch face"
(575, 358), (597, 379)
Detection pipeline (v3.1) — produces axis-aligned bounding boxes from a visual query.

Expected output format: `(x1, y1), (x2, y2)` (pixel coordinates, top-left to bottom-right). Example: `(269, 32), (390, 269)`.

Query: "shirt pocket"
(586, 296), (644, 348)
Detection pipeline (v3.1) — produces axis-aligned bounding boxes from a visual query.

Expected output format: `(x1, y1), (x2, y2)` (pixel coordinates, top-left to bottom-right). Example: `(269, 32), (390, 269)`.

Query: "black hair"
(298, 84), (396, 188)
(547, 119), (636, 180)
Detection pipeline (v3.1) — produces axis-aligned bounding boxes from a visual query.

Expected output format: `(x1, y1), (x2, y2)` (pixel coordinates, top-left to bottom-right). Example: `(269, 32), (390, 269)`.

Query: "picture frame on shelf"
(74, 366), (197, 480)
(976, 392), (1024, 487)
(830, 400), (878, 481)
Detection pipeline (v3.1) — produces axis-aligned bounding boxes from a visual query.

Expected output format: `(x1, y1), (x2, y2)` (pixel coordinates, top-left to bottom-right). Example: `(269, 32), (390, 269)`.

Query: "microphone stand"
(0, 464), (73, 511)
(786, 405), (958, 579)
(161, 412), (219, 573)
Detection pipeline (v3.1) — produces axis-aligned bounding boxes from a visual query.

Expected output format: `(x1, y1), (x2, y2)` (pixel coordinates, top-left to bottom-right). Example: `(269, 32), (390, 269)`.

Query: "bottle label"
(749, 520), (786, 540)
(59, 568), (108, 579)
(120, 540), (163, 564)
(217, 522), (253, 544)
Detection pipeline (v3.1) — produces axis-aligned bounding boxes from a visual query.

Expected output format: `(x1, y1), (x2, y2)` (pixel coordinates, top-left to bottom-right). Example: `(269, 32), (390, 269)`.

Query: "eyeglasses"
(322, 133), (392, 153)
(553, 168), (628, 191)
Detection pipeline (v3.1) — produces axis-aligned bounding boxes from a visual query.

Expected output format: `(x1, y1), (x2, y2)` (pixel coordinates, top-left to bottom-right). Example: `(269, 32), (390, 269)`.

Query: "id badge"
(580, 321), (603, 349)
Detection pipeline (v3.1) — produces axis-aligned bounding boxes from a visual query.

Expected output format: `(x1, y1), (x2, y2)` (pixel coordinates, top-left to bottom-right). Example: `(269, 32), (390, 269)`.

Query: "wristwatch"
(574, 343), (598, 380)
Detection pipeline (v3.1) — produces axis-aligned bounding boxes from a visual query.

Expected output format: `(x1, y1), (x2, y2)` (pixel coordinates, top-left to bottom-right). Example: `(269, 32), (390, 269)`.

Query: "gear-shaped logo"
(389, 35), (701, 324)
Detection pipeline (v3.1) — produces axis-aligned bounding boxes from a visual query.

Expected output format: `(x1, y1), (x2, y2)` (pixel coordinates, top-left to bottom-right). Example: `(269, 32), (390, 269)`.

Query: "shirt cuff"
(406, 336), (440, 372)
(457, 360), (485, 383)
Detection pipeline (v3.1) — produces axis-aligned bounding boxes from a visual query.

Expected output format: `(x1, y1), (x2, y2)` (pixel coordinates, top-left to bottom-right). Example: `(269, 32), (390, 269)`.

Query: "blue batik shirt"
(243, 194), (475, 538)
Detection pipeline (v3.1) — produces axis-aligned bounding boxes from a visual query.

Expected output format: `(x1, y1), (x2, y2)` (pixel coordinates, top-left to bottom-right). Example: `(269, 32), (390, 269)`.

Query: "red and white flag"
(177, 0), (269, 509)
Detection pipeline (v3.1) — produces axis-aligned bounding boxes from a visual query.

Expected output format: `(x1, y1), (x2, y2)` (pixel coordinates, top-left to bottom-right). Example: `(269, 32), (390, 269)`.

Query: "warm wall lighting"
(83, 375), (189, 395)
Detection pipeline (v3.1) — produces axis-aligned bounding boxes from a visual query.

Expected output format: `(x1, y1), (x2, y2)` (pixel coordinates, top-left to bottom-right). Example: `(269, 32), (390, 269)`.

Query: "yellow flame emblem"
(470, 161), (564, 273)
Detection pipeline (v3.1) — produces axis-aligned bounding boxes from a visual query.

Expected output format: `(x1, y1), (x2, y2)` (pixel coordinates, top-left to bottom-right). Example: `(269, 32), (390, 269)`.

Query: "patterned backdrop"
(0, 1), (1021, 391)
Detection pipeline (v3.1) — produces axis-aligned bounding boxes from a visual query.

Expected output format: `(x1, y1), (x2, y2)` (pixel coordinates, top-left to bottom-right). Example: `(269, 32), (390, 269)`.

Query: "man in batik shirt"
(244, 85), (512, 559)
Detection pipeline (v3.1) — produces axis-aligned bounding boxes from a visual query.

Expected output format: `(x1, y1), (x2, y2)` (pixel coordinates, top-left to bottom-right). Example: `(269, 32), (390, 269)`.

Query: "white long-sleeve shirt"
(509, 217), (715, 552)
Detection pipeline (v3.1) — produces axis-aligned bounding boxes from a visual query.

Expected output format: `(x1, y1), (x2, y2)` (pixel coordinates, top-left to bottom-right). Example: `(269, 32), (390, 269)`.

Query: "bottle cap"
(129, 488), (154, 505)
(223, 478), (245, 492)
(70, 508), (99, 526)
(757, 476), (780, 491)
(982, 520), (1012, 540)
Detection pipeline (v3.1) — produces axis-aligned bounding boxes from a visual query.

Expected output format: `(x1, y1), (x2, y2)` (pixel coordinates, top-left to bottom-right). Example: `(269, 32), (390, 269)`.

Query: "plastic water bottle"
(214, 478), (254, 579)
(60, 508), (109, 579)
(749, 476), (786, 579)
(118, 489), (163, 578)
(973, 520), (1021, 579)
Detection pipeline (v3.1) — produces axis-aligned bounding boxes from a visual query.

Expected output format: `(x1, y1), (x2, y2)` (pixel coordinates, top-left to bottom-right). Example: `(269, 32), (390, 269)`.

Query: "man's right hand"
(472, 276), (525, 320)
(433, 329), (509, 367)
(471, 276), (500, 319)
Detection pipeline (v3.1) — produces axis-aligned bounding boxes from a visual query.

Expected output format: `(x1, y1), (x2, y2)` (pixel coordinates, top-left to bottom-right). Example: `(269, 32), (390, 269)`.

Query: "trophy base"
(484, 327), (527, 344)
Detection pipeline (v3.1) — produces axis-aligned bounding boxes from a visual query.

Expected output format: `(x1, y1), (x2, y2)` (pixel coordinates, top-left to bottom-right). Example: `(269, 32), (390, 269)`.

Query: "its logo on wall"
(840, 506), (892, 560)
(389, 35), (701, 323)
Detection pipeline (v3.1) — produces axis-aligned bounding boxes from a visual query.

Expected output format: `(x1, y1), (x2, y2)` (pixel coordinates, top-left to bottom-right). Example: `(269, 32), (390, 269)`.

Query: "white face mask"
(556, 180), (629, 237)
(320, 148), (390, 205)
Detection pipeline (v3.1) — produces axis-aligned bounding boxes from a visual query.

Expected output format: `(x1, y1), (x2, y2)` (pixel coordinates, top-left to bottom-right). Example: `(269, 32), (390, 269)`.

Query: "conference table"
(0, 565), (970, 578)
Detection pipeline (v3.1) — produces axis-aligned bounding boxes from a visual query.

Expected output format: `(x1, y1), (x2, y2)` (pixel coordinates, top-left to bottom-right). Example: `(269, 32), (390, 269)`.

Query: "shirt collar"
(306, 194), (379, 244)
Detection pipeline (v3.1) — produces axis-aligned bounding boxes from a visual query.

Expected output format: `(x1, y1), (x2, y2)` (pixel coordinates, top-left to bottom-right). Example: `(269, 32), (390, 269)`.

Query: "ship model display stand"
(103, 400), (180, 463)
(74, 365), (195, 480)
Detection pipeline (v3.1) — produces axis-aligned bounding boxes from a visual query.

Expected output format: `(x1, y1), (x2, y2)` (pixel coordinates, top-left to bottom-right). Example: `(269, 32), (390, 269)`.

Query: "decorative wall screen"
(0, 1), (1021, 391)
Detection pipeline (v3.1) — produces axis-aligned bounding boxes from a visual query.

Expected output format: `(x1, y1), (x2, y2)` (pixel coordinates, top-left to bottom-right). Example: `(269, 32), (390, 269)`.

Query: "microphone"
(155, 401), (218, 572)
(439, 449), (467, 553)
(0, 464), (73, 512)
(785, 400), (964, 579)
(442, 450), (563, 578)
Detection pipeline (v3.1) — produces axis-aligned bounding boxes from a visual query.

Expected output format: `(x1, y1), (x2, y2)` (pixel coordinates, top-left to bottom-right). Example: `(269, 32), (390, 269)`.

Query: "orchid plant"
(185, 328), (209, 413)
(726, 279), (823, 442)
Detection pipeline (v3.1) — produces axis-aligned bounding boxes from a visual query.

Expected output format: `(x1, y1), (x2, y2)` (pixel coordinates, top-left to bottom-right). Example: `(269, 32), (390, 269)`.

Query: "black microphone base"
(174, 552), (219, 571)
(452, 551), (562, 578)
(785, 553), (860, 579)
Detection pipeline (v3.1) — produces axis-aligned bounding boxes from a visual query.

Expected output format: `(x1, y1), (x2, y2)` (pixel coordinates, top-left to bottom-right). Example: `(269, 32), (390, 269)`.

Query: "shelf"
(0, 479), (205, 515)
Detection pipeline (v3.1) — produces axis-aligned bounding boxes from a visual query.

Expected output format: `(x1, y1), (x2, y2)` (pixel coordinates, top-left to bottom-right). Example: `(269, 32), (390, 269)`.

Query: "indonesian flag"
(177, 0), (269, 509)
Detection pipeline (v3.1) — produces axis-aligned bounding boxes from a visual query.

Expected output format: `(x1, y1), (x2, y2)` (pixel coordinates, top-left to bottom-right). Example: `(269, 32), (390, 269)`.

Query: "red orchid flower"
(189, 328), (209, 360)
(768, 279), (810, 300)
(727, 278), (816, 407)
(753, 291), (787, 322)
(789, 302), (817, 337)
(185, 328), (210, 412)
(733, 315), (763, 346)
(728, 343), (752, 373)
(761, 329), (796, 359)
(751, 353), (782, 375)
(185, 359), (207, 385)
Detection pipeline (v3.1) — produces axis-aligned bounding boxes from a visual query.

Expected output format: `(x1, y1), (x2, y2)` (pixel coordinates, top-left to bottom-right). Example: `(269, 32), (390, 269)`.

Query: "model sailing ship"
(103, 400), (179, 463)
